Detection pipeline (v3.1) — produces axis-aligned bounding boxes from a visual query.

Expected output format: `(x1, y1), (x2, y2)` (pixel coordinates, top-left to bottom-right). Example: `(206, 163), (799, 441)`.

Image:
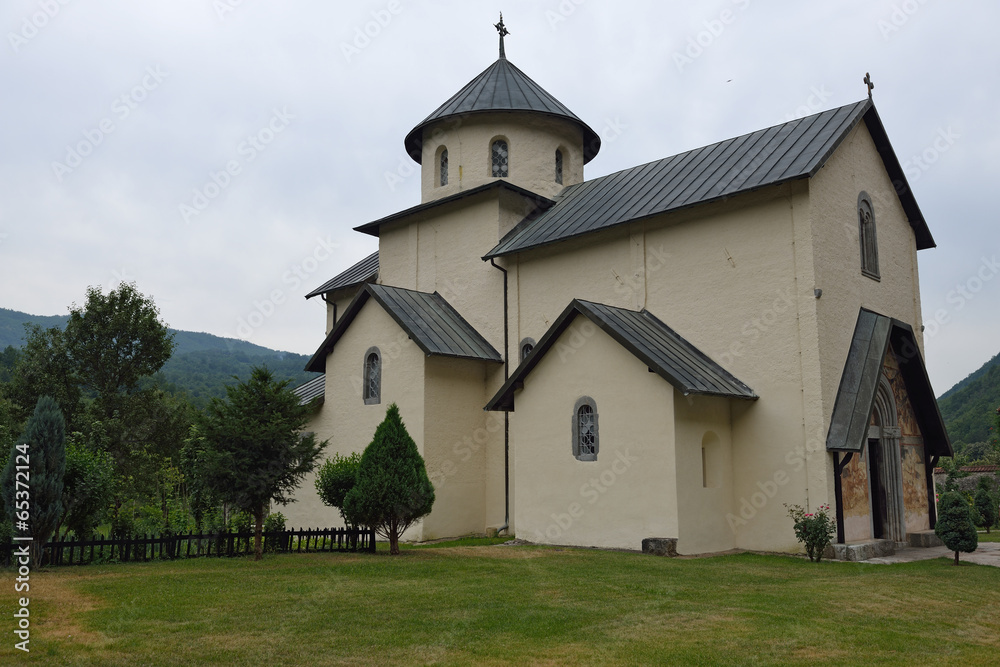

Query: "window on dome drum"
(555, 149), (563, 184)
(858, 192), (880, 280)
(491, 140), (509, 178)
(363, 347), (381, 405)
(571, 397), (599, 462)
(519, 337), (535, 363)
(440, 148), (448, 186)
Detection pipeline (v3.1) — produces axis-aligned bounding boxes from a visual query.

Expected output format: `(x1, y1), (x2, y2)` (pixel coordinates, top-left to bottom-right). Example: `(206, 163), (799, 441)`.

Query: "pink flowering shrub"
(784, 503), (836, 562)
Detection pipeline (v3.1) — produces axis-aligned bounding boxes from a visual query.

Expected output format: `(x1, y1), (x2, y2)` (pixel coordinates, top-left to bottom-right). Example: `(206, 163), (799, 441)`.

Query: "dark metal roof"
(354, 180), (554, 237)
(826, 308), (951, 457)
(292, 375), (325, 406)
(305, 251), (378, 300)
(404, 57), (601, 164)
(485, 299), (756, 411)
(485, 100), (935, 259)
(305, 283), (502, 373)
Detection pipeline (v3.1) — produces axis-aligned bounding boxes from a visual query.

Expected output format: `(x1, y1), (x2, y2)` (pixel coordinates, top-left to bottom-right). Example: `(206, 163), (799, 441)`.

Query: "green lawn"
(4, 543), (1000, 666)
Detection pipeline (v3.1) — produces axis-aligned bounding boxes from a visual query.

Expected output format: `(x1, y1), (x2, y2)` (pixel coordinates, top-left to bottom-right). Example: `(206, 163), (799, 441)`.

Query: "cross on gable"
(864, 72), (874, 99)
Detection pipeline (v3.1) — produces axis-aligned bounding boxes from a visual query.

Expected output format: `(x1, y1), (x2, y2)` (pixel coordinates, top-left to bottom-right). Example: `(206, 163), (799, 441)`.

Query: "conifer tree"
(198, 366), (325, 560)
(1, 396), (66, 567)
(935, 490), (979, 565)
(974, 476), (998, 533)
(343, 404), (435, 555)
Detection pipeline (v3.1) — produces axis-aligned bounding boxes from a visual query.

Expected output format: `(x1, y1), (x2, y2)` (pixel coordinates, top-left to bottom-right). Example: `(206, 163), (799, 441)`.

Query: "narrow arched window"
(440, 148), (449, 186)
(491, 140), (509, 178)
(363, 347), (381, 405)
(555, 149), (563, 184)
(571, 396), (599, 461)
(519, 337), (536, 363)
(858, 192), (880, 280)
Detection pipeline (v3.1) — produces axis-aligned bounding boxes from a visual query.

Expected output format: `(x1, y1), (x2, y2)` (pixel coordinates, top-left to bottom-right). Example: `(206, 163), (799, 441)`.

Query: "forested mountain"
(937, 352), (1000, 450)
(0, 307), (318, 405)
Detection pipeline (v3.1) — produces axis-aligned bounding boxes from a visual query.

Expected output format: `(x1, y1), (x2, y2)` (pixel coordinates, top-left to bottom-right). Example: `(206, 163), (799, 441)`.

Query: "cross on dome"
(495, 12), (509, 59)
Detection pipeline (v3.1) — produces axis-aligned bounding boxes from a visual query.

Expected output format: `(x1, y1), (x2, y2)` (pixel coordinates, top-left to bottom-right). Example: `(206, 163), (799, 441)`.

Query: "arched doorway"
(867, 374), (906, 542)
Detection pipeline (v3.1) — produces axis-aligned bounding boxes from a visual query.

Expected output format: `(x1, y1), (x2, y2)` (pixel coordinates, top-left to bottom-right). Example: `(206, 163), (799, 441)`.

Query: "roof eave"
(354, 181), (555, 238)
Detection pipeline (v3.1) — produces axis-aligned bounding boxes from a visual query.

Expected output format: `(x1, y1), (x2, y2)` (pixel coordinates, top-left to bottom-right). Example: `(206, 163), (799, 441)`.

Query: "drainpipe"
(490, 258), (510, 536)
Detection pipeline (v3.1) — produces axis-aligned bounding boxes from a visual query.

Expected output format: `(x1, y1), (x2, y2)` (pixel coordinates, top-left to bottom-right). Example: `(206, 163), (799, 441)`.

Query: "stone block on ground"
(642, 537), (678, 557)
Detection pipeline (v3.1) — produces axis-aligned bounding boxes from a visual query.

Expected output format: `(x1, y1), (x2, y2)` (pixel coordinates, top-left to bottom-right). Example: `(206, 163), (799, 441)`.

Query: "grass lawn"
(3, 542), (1000, 666)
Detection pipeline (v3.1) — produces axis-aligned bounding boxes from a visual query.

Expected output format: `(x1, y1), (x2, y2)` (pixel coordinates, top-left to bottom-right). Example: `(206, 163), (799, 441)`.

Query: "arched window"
(571, 396), (599, 461)
(519, 337), (536, 363)
(555, 149), (563, 184)
(491, 139), (509, 178)
(363, 347), (381, 405)
(439, 148), (449, 186)
(858, 192), (880, 280)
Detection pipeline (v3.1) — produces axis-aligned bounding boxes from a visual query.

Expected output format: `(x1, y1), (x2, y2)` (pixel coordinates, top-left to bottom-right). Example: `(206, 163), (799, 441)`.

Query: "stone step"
(826, 539), (896, 561)
(907, 530), (943, 548)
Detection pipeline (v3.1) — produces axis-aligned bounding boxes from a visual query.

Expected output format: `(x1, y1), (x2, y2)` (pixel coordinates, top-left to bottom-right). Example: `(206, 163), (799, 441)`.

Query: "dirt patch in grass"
(32, 573), (111, 649)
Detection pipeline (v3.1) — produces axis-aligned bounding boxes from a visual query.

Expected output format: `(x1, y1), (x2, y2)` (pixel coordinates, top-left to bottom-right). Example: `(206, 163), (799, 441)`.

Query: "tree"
(57, 438), (114, 539)
(1, 396), (66, 567)
(198, 366), (326, 560)
(974, 476), (998, 533)
(343, 404), (435, 555)
(64, 283), (175, 415)
(3, 325), (81, 428)
(315, 452), (362, 527)
(935, 490), (979, 565)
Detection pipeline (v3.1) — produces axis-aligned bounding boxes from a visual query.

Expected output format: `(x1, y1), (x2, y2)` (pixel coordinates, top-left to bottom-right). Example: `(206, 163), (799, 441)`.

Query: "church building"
(286, 19), (951, 557)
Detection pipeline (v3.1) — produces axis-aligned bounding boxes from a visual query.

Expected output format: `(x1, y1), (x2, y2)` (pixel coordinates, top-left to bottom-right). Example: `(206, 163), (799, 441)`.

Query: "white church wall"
(421, 355), (500, 540)
(510, 184), (814, 552)
(281, 302), (427, 540)
(673, 393), (736, 555)
(377, 194), (507, 359)
(809, 120), (926, 513)
(511, 315), (677, 551)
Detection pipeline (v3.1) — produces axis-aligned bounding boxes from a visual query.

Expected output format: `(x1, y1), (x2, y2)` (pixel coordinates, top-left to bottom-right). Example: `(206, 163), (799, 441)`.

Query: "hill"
(937, 351), (1000, 450)
(0, 307), (319, 405)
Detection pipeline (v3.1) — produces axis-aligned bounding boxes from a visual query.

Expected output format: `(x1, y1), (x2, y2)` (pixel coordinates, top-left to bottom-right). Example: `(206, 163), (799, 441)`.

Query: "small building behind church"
(286, 22), (951, 558)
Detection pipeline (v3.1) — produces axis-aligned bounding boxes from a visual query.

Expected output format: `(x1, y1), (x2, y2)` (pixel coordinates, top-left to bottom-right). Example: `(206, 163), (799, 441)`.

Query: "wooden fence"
(1, 527), (376, 567)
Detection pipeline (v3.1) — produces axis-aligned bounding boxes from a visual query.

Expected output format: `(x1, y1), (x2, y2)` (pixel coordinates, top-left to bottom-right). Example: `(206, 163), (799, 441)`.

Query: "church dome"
(404, 56), (601, 165)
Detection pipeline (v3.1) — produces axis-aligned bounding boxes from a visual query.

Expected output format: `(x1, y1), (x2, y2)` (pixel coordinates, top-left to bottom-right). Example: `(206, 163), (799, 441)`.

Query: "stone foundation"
(825, 539), (896, 561)
(642, 537), (678, 557)
(907, 530), (943, 548)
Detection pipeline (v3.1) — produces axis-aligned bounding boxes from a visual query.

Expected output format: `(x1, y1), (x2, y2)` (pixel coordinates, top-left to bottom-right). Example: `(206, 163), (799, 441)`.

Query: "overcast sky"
(1, 0), (997, 394)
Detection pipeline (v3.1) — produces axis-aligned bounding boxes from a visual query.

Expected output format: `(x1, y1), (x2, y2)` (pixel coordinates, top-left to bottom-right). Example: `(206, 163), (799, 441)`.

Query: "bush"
(784, 503), (835, 562)
(315, 452), (362, 526)
(264, 511), (286, 553)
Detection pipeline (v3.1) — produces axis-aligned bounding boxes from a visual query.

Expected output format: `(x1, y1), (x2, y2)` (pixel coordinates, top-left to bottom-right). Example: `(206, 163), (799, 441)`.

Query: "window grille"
(491, 140), (509, 178)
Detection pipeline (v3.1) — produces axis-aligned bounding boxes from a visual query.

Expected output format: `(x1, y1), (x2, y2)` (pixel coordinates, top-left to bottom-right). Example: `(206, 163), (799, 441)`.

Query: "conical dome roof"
(404, 57), (601, 164)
